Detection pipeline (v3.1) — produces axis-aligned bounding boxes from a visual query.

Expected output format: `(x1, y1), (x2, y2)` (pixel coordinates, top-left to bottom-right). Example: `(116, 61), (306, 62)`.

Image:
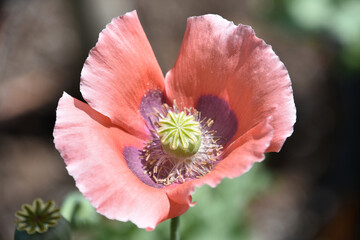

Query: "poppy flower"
(54, 10), (296, 230)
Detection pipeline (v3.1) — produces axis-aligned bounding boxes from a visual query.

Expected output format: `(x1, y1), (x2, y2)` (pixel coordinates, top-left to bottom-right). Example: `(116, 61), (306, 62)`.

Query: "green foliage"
(286, 0), (360, 69)
(61, 191), (100, 228)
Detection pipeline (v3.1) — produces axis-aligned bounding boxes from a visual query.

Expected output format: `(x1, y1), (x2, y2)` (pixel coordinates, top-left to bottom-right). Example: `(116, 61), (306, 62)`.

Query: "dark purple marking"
(196, 95), (238, 146)
(139, 90), (166, 131)
(123, 146), (164, 188)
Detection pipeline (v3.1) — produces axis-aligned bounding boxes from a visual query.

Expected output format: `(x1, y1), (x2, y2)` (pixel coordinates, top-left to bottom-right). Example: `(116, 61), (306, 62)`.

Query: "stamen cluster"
(142, 102), (223, 186)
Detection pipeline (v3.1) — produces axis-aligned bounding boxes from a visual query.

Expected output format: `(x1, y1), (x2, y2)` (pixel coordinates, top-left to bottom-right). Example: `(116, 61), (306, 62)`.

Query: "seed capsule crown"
(157, 111), (202, 158)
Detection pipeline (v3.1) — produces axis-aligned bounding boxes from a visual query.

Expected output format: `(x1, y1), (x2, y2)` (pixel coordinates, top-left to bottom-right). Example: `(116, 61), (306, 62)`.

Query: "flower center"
(141, 102), (223, 186)
(157, 111), (202, 158)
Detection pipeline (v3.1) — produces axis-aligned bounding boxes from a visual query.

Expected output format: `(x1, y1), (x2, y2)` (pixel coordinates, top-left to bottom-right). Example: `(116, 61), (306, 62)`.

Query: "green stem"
(170, 216), (180, 240)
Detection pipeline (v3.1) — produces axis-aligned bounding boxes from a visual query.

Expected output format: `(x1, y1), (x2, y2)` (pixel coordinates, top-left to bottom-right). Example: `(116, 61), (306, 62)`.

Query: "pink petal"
(54, 93), (171, 229)
(165, 118), (274, 210)
(81, 10), (165, 140)
(165, 14), (296, 152)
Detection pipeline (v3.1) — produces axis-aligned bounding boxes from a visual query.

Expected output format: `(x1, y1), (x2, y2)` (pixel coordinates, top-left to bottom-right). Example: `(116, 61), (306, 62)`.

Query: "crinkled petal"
(53, 93), (170, 229)
(80, 10), (165, 140)
(165, 14), (296, 151)
(165, 118), (273, 210)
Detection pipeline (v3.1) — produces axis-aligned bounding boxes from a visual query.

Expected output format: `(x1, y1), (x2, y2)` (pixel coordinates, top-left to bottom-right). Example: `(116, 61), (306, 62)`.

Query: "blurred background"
(0, 0), (359, 239)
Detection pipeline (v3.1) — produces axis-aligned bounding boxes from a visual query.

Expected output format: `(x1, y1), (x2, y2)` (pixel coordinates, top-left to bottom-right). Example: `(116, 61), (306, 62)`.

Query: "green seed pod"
(157, 111), (202, 158)
(14, 199), (71, 240)
(14, 217), (71, 240)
